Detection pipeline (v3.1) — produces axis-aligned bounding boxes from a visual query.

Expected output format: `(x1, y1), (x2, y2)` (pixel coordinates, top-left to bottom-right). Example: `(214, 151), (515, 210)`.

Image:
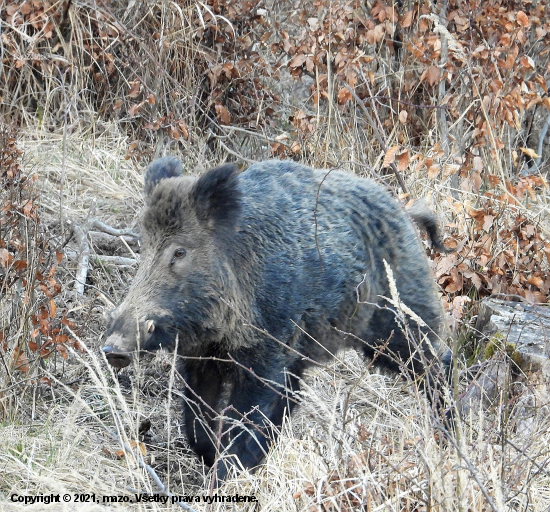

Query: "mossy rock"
(483, 333), (523, 369)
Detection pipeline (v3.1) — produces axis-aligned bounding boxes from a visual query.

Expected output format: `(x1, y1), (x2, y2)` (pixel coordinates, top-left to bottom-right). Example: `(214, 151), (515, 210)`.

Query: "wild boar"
(102, 157), (451, 481)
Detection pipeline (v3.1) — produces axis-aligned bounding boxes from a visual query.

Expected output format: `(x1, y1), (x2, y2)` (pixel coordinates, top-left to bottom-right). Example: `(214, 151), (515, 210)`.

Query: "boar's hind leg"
(361, 308), (451, 418)
(182, 358), (301, 482)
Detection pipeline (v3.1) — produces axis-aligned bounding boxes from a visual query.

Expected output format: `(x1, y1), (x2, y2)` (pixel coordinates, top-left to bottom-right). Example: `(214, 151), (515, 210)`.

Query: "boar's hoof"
(102, 345), (132, 368)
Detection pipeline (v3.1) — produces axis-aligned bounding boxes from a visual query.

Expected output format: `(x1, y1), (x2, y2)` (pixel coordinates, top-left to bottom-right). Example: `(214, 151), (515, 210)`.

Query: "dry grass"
(0, 109), (548, 510)
(0, 93), (548, 509)
(2, 0), (550, 509)
(21, 127), (142, 221)
(1, 325), (549, 511)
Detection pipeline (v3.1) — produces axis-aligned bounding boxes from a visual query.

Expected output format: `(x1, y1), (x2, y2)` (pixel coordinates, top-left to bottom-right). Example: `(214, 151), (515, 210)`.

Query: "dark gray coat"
(103, 158), (450, 482)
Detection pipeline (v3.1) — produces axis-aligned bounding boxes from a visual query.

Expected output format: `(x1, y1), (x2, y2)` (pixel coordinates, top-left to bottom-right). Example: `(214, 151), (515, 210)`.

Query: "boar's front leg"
(181, 359), (225, 469)
(181, 356), (301, 482)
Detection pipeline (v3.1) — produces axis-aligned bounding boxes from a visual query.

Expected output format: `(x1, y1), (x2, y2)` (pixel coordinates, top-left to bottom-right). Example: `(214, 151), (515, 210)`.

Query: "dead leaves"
(114, 440), (147, 459)
(337, 88), (352, 105)
(289, 53), (308, 69)
(434, 188), (550, 324)
(1, 126), (78, 375)
(215, 104), (231, 125)
(516, 11), (530, 28)
(421, 65), (441, 86)
(397, 151), (410, 172)
(383, 146), (401, 167)
(520, 147), (541, 159)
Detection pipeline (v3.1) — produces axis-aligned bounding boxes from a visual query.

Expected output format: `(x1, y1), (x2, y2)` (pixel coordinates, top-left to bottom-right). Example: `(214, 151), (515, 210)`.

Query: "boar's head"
(102, 157), (243, 368)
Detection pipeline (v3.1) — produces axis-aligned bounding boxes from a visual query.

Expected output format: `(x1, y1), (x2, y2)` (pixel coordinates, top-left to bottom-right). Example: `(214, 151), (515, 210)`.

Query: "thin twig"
(64, 250), (138, 267)
(106, 430), (197, 512)
(368, 95), (449, 109)
(342, 80), (409, 194)
(89, 219), (139, 238)
(438, 0), (450, 153)
(220, 124), (282, 144)
(439, 427), (500, 512)
(69, 218), (91, 297)
(212, 136), (257, 165)
(59, 68), (71, 237)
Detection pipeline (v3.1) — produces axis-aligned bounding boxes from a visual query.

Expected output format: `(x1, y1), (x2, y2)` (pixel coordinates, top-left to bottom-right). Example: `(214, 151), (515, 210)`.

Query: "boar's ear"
(144, 156), (183, 196)
(192, 163), (241, 230)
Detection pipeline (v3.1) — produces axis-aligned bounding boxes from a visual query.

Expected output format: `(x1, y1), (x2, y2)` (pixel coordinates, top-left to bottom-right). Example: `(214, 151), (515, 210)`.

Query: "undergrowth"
(0, 1), (549, 510)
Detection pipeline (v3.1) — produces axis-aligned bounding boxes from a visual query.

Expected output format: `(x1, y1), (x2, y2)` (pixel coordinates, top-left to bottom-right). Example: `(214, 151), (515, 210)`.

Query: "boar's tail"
(408, 203), (453, 253)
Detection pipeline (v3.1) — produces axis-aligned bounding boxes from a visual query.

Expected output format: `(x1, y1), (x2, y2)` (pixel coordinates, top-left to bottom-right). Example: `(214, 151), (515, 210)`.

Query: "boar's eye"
(171, 247), (187, 264)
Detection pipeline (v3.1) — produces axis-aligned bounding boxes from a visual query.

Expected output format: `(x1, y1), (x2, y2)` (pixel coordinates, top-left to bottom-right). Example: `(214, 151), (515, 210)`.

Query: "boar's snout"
(101, 344), (132, 368)
(102, 315), (161, 368)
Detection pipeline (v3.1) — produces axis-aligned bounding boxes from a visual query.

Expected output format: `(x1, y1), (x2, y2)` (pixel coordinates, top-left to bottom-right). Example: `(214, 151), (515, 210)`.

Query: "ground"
(1, 128), (549, 511)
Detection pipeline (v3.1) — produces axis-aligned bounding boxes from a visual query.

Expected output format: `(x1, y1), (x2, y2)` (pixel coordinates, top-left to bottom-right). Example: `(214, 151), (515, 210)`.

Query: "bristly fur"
(192, 163), (242, 230)
(144, 156), (183, 196)
(104, 158), (452, 484)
